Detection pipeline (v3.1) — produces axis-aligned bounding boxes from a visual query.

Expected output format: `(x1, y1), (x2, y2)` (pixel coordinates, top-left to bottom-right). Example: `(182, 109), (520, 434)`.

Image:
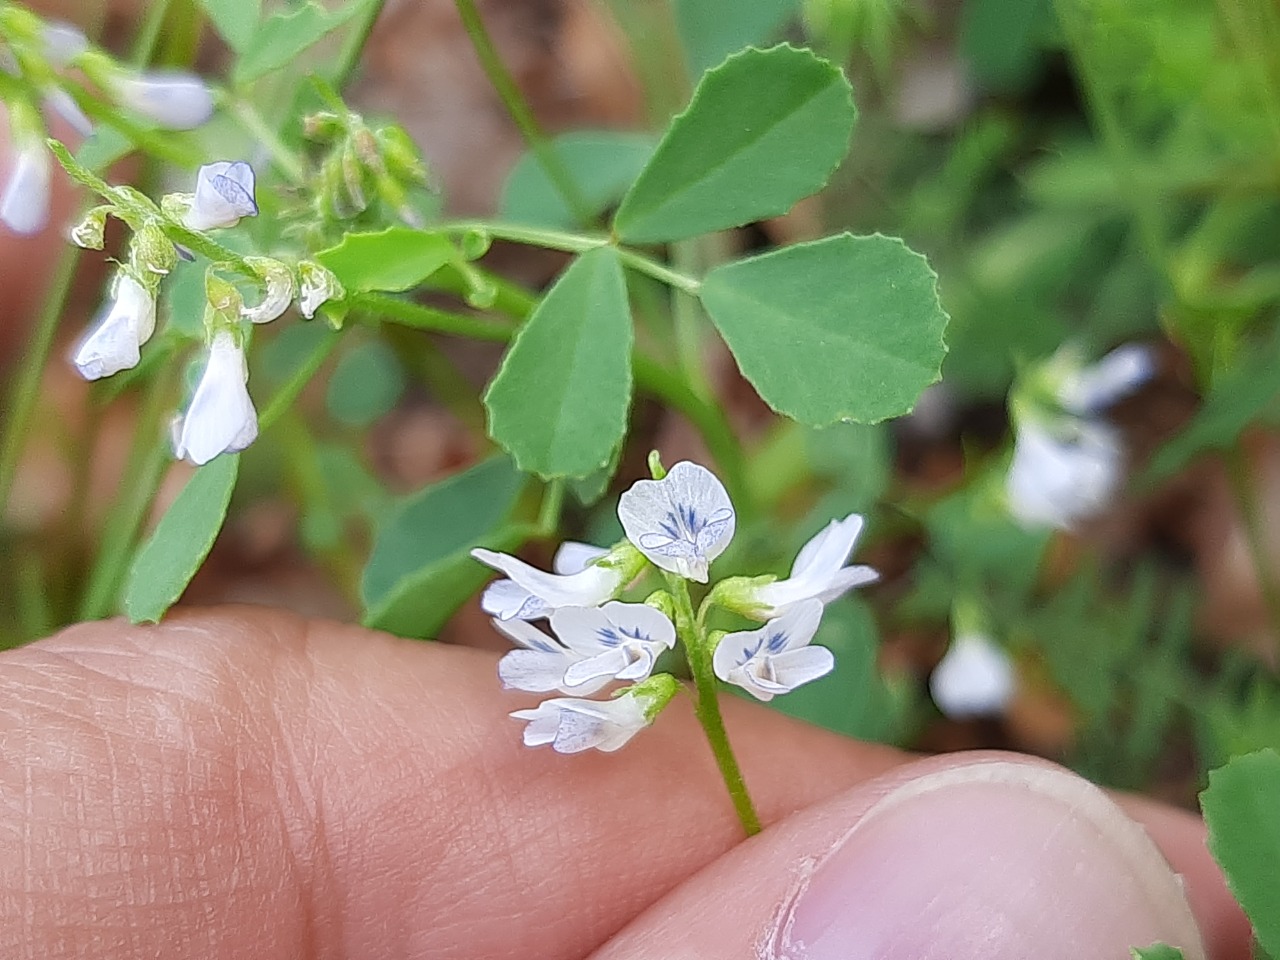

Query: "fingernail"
(773, 760), (1205, 960)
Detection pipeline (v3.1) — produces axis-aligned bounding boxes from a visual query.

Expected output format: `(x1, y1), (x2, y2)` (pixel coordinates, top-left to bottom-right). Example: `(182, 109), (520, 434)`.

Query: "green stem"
(0, 249), (79, 517)
(332, 0), (391, 87)
(352, 291), (516, 341)
(77, 360), (177, 620)
(259, 327), (342, 431)
(453, 0), (593, 226)
(224, 96), (307, 185)
(667, 574), (761, 836)
(537, 479), (565, 535)
(1225, 446), (1280, 649)
(441, 220), (702, 295)
(129, 0), (175, 64)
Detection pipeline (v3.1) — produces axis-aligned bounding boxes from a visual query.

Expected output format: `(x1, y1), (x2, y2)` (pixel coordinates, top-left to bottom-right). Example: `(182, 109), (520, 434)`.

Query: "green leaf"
(233, 0), (373, 84)
(1131, 946), (1186, 960)
(500, 131), (655, 230)
(700, 233), (948, 425)
(1202, 749), (1280, 956)
(613, 45), (855, 243)
(197, 0), (260, 52)
(74, 124), (133, 171)
(316, 227), (459, 293)
(123, 455), (239, 623)
(483, 246), (633, 478)
(325, 339), (407, 427)
(361, 456), (526, 638)
(673, 0), (798, 76)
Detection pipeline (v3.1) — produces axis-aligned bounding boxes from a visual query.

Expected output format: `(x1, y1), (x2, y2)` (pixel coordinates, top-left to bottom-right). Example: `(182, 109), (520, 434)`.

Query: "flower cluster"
(0, 11), (215, 234)
(65, 159), (344, 465)
(1005, 344), (1155, 530)
(472, 460), (878, 753)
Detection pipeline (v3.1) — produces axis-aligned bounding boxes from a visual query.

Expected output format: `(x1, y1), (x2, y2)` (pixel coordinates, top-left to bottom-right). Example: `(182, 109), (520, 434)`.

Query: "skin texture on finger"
(593, 755), (1245, 960)
(0, 606), (902, 960)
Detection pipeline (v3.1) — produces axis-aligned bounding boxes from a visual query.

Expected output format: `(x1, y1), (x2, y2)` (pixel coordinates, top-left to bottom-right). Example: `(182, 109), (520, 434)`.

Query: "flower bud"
(297, 260), (344, 319)
(41, 85), (92, 137)
(241, 257), (295, 324)
(204, 271), (243, 317)
(132, 221), (178, 277)
(68, 205), (110, 249)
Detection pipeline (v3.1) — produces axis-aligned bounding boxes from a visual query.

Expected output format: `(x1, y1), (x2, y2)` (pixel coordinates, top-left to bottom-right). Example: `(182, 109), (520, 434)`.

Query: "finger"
(593, 754), (1249, 960)
(0, 606), (902, 960)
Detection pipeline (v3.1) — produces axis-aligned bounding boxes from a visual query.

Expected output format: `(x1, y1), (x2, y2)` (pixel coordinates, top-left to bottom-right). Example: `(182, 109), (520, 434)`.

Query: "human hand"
(0, 606), (1252, 959)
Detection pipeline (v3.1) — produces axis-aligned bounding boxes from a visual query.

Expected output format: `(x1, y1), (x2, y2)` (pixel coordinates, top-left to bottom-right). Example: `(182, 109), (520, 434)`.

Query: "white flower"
(71, 273), (156, 380)
(1006, 419), (1121, 530)
(472, 545), (627, 620)
(617, 460), (735, 582)
(511, 694), (651, 754)
(41, 86), (92, 137)
(171, 330), (258, 465)
(745, 514), (878, 618)
(297, 260), (344, 319)
(182, 161), (258, 231)
(930, 633), (1015, 720)
(493, 618), (609, 696)
(551, 601), (676, 687)
(40, 21), (88, 67)
(1059, 344), (1155, 416)
(241, 258), (295, 324)
(113, 71), (213, 130)
(0, 142), (50, 235)
(712, 599), (834, 702)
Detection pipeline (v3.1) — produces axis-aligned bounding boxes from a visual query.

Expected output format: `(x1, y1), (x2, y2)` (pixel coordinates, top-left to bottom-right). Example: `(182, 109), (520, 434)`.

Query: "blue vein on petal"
(596, 625), (652, 647)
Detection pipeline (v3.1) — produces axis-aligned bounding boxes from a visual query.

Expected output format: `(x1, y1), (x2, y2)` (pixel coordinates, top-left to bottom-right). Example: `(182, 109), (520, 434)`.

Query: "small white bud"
(241, 257), (295, 324)
(297, 260), (344, 319)
(40, 21), (88, 67)
(68, 205), (109, 249)
(41, 86), (92, 138)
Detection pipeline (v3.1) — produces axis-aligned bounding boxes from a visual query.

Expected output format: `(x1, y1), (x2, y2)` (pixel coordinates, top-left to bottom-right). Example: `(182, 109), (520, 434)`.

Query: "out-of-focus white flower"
(40, 21), (88, 67)
(617, 460), (735, 582)
(182, 161), (258, 231)
(552, 601), (676, 688)
(41, 86), (91, 137)
(713, 599), (833, 702)
(113, 71), (213, 130)
(171, 330), (258, 465)
(241, 257), (294, 324)
(930, 632), (1015, 720)
(739, 514), (878, 619)
(71, 272), (156, 380)
(297, 260), (344, 319)
(472, 546), (632, 621)
(493, 618), (609, 696)
(511, 692), (652, 754)
(0, 141), (50, 235)
(1006, 419), (1121, 530)
(1058, 344), (1155, 416)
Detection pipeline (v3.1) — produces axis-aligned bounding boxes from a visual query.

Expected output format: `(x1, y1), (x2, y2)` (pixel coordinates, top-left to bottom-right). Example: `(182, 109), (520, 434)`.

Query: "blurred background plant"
(2, 0), (1280, 948)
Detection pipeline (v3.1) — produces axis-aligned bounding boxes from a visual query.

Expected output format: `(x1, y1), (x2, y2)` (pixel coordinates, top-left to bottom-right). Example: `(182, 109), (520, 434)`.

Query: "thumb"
(594, 755), (1213, 960)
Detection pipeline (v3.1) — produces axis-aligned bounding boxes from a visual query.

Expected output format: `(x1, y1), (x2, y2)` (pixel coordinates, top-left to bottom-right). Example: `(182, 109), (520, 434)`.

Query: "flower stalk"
(667, 572), (762, 837)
